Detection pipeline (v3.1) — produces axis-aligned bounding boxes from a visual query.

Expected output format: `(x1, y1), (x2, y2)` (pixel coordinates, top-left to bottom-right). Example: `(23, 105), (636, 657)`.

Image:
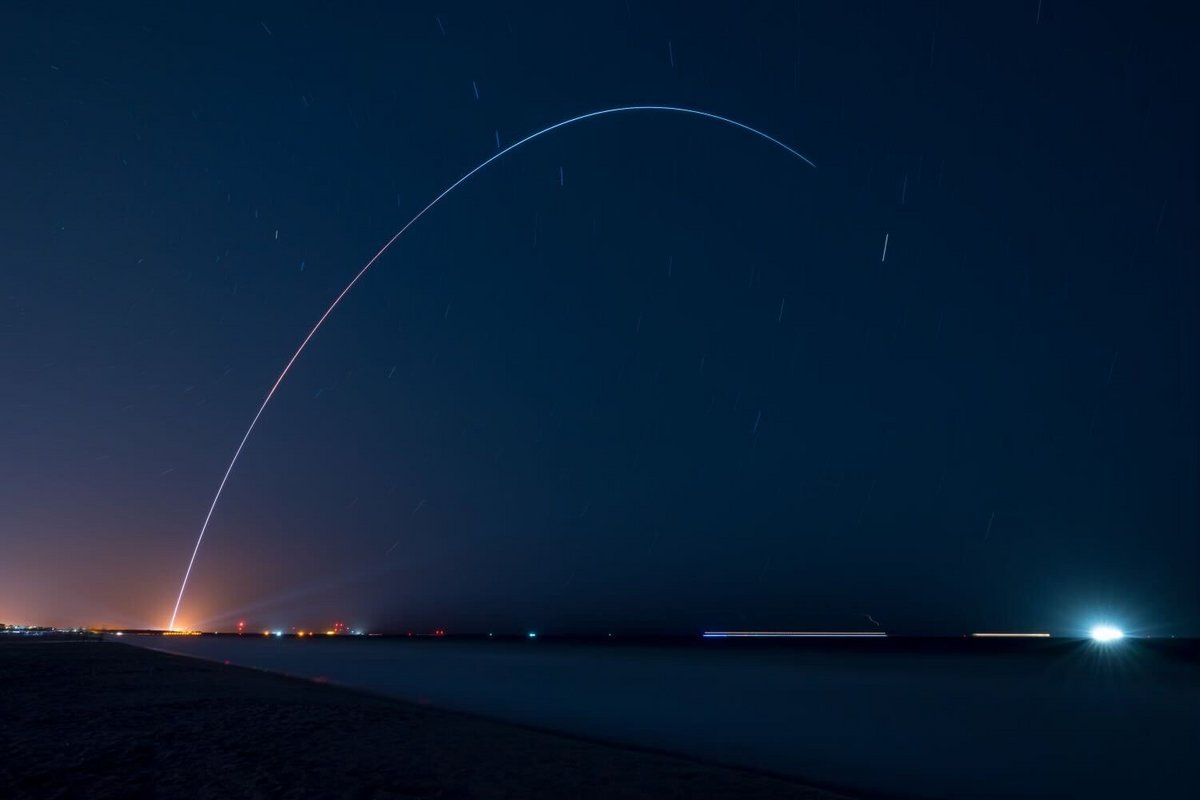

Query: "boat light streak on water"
(702, 631), (887, 638)
(971, 632), (1051, 638)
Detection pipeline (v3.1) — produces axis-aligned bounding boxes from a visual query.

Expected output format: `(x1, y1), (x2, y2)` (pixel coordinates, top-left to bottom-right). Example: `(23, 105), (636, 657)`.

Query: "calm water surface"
(127, 636), (1198, 799)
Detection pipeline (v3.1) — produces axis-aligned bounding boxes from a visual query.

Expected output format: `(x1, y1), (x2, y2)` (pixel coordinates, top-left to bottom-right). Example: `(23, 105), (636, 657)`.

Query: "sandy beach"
(0, 639), (852, 799)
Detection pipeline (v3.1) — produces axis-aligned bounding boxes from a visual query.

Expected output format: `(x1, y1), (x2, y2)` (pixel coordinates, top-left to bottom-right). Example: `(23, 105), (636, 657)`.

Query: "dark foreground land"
(0, 640), (850, 800)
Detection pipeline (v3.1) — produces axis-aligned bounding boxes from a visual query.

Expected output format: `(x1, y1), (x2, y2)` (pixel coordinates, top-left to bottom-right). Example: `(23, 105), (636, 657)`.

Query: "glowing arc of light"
(168, 105), (816, 631)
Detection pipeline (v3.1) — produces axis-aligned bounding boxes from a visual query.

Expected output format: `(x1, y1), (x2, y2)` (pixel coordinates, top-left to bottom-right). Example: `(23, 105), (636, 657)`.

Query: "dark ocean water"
(127, 636), (1197, 799)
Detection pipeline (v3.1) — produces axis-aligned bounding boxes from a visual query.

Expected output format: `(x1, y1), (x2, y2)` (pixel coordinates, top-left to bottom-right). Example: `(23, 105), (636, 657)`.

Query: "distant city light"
(1090, 625), (1124, 643)
(527, 631), (537, 638)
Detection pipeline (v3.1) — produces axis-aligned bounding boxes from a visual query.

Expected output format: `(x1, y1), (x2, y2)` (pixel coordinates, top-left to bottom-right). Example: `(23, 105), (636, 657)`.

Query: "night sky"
(2, 2), (1196, 636)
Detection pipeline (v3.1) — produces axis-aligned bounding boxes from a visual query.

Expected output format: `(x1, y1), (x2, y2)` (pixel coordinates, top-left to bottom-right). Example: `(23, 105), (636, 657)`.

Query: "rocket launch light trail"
(167, 105), (816, 631)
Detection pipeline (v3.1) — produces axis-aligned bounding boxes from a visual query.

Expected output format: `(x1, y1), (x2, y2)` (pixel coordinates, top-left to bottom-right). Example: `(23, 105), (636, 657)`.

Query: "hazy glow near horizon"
(1090, 625), (1124, 643)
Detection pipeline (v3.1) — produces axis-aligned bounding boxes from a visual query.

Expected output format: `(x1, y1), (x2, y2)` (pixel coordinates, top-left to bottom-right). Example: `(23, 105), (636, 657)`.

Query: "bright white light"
(1090, 625), (1124, 643)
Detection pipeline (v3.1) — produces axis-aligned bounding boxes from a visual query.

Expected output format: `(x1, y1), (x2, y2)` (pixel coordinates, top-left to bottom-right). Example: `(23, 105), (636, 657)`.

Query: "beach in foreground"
(0, 639), (850, 800)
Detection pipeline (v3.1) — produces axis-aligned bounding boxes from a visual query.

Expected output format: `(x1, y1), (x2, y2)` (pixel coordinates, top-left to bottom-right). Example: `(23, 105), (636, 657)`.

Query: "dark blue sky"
(1, 2), (1195, 635)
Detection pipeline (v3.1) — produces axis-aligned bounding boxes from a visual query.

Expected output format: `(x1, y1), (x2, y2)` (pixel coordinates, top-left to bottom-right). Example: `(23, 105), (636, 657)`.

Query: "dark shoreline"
(1, 639), (860, 799)
(100, 630), (1200, 658)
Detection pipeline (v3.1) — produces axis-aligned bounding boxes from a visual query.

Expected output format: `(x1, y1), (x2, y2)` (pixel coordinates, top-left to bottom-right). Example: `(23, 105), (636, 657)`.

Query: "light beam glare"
(168, 105), (816, 630)
(1090, 624), (1124, 643)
